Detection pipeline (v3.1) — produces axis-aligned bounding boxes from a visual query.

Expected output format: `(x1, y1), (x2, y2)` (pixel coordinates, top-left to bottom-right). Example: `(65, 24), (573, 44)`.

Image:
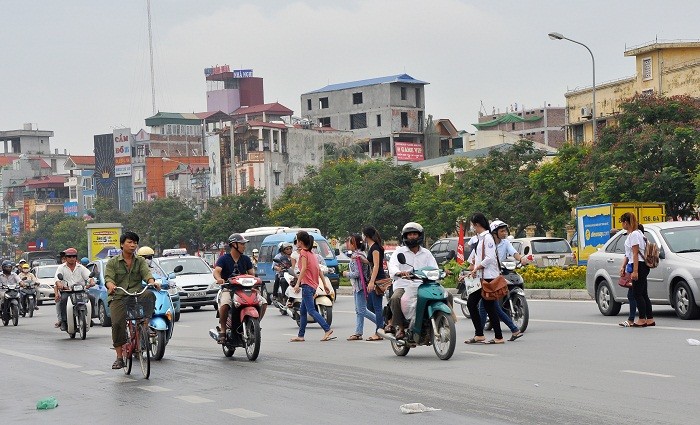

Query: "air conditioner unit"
(580, 106), (592, 118)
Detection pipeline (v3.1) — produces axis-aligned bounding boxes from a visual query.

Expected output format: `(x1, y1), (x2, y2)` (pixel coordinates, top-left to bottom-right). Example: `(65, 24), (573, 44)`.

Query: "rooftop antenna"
(147, 0), (156, 115)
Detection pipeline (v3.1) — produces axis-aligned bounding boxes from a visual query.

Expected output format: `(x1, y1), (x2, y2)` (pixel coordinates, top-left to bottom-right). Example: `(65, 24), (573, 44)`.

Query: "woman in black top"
(362, 226), (385, 341)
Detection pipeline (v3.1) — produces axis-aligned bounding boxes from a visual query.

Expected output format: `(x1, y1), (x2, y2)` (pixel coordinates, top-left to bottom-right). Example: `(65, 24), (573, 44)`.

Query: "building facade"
(473, 105), (565, 149)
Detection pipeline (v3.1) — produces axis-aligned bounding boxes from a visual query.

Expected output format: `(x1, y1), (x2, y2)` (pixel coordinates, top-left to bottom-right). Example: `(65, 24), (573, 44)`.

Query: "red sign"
(27, 242), (36, 251)
(395, 142), (424, 162)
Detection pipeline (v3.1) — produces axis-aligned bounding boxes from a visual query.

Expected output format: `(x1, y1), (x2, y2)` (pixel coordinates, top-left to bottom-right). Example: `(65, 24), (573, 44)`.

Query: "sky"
(3, 0), (700, 155)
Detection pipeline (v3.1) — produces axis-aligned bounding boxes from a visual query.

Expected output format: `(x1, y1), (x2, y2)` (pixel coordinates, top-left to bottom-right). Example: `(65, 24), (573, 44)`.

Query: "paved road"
(1, 297), (699, 424)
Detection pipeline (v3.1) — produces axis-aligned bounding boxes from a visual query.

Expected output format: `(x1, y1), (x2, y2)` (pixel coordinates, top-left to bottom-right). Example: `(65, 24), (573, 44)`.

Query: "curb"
(334, 286), (592, 300)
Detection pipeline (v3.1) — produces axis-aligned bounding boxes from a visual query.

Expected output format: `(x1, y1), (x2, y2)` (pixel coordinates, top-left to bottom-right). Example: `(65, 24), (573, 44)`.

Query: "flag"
(456, 222), (465, 265)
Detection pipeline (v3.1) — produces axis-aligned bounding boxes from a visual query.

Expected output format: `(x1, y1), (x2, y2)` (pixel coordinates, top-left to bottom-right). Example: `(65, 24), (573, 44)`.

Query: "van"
(256, 231), (339, 296)
(241, 226), (321, 257)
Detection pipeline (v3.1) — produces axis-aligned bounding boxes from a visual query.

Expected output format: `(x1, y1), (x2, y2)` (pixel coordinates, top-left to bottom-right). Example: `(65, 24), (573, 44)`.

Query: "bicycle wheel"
(137, 322), (151, 379)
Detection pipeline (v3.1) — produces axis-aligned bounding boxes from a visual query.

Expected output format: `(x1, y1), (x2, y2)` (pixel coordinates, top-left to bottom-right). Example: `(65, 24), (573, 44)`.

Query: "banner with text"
(113, 128), (132, 177)
(395, 142), (425, 162)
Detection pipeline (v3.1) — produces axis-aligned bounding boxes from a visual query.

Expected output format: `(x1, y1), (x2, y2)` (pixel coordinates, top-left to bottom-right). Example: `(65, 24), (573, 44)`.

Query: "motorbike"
(208, 273), (264, 361)
(377, 253), (456, 360)
(271, 258), (292, 315)
(454, 261), (529, 332)
(149, 265), (182, 361)
(1, 281), (21, 326)
(19, 277), (39, 318)
(57, 272), (95, 340)
(282, 269), (334, 328)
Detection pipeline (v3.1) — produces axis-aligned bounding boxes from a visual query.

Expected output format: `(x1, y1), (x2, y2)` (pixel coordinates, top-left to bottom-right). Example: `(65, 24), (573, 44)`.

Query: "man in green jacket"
(104, 231), (159, 370)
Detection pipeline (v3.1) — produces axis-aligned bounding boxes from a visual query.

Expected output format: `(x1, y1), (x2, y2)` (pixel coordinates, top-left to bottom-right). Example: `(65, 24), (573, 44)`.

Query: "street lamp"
(548, 32), (596, 144)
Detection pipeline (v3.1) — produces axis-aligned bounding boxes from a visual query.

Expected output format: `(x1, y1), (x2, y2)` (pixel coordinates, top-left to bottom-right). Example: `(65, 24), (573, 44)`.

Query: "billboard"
(395, 142), (425, 162)
(10, 210), (20, 236)
(63, 201), (79, 217)
(94, 133), (118, 205)
(113, 128), (132, 177)
(86, 223), (122, 261)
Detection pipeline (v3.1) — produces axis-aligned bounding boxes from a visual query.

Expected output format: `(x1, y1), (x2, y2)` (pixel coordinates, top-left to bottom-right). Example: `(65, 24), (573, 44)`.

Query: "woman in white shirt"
(620, 212), (654, 327)
(465, 213), (505, 344)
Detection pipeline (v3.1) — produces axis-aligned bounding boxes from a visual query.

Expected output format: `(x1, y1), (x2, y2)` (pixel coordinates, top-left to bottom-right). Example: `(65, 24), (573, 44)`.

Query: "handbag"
(478, 237), (509, 301)
(618, 273), (632, 288)
(373, 278), (393, 296)
(464, 276), (482, 295)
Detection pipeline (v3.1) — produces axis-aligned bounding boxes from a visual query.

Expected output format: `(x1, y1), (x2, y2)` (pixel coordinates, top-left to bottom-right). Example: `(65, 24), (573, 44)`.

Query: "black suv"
(429, 237), (460, 265)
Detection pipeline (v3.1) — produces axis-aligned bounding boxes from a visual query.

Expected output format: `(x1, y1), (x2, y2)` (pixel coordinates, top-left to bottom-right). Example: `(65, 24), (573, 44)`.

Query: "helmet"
(80, 257), (90, 266)
(278, 242), (293, 252)
(252, 249), (259, 254)
(18, 259), (27, 264)
(137, 246), (155, 257)
(401, 222), (424, 248)
(489, 219), (508, 233)
(228, 233), (249, 245)
(64, 247), (78, 256)
(21, 263), (30, 270)
(2, 260), (13, 271)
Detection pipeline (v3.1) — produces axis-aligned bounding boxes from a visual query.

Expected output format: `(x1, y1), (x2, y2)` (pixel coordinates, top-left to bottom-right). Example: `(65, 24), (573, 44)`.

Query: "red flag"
(456, 222), (465, 265)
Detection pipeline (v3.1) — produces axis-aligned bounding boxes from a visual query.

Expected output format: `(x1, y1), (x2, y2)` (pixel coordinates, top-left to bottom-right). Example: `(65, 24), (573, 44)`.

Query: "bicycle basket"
(125, 297), (147, 320)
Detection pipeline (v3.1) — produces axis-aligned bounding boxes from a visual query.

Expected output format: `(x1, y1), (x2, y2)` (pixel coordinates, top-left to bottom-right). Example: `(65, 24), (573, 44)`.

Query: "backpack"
(644, 238), (660, 268)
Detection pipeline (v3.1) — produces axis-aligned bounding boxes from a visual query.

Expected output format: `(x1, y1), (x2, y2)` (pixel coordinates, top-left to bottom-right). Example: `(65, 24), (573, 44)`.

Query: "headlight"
(233, 294), (242, 308)
(237, 277), (256, 287)
(72, 284), (84, 291)
(424, 270), (441, 281)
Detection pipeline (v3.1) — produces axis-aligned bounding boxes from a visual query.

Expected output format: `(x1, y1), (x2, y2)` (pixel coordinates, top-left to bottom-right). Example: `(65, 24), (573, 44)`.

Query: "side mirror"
(397, 253), (406, 264)
(334, 248), (340, 256)
(57, 273), (64, 280)
(173, 265), (184, 273)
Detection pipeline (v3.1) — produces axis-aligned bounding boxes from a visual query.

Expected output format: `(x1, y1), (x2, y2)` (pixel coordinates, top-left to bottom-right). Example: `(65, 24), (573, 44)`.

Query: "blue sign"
(233, 69), (253, 78)
(64, 201), (79, 217)
(36, 238), (48, 250)
(582, 214), (612, 248)
(10, 214), (20, 236)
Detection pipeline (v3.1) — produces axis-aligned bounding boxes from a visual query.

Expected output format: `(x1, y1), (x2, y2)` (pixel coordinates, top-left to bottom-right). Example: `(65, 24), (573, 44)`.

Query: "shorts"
(218, 289), (267, 307)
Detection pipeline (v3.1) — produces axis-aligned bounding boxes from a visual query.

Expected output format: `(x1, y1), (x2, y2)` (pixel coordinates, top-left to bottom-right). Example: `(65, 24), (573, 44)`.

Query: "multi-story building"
(300, 74), (429, 162)
(565, 40), (700, 144)
(63, 155), (96, 216)
(205, 65), (264, 114)
(473, 105), (565, 149)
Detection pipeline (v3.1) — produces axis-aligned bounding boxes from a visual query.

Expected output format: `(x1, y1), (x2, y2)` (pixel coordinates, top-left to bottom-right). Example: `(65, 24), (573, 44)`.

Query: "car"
(586, 221), (700, 320)
(510, 237), (576, 268)
(87, 259), (182, 326)
(429, 237), (461, 266)
(383, 249), (394, 276)
(31, 264), (60, 305)
(153, 254), (217, 311)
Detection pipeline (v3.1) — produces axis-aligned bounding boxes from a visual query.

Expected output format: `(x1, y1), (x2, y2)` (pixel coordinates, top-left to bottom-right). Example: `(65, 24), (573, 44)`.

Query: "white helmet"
(252, 249), (259, 254)
(489, 220), (508, 233)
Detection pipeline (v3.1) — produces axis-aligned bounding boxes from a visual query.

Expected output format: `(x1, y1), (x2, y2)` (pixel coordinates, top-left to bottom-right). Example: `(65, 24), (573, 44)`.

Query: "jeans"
(626, 287), (637, 321)
(479, 298), (518, 333)
(353, 289), (376, 335)
(367, 291), (384, 331)
(298, 285), (330, 337)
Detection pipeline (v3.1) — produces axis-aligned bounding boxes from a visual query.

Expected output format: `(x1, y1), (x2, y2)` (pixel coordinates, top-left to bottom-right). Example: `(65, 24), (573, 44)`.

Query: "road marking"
(220, 408), (267, 418)
(81, 370), (106, 376)
(177, 325), (191, 328)
(461, 351), (497, 357)
(107, 376), (137, 383)
(531, 319), (700, 332)
(138, 385), (172, 392)
(621, 370), (674, 378)
(176, 395), (215, 404)
(0, 348), (81, 369)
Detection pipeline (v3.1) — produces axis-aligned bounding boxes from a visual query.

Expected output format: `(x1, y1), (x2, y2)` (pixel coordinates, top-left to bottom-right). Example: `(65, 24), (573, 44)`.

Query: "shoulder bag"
(374, 278), (393, 296)
(480, 237), (509, 301)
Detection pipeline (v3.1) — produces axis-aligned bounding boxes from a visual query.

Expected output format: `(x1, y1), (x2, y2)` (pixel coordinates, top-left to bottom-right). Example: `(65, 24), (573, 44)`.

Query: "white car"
(153, 254), (218, 311)
(31, 264), (60, 305)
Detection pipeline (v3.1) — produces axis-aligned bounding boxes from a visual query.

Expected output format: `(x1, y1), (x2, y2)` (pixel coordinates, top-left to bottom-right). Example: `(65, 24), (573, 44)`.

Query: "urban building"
(300, 74), (429, 162)
(205, 65), (264, 114)
(63, 155), (96, 216)
(473, 105), (565, 149)
(565, 40), (700, 144)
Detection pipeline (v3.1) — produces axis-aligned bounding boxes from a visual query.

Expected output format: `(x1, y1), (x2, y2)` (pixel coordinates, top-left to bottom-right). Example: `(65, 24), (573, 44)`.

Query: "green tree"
(199, 189), (270, 246)
(93, 197), (127, 224)
(126, 197), (197, 253)
(51, 218), (88, 255)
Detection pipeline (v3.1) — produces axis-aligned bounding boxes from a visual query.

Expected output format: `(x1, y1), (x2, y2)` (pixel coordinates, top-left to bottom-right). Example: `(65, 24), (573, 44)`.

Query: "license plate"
(547, 258), (560, 266)
(188, 291), (206, 298)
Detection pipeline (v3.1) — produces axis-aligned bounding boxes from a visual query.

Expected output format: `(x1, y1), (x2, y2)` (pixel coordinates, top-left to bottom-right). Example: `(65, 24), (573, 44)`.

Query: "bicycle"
(115, 286), (152, 379)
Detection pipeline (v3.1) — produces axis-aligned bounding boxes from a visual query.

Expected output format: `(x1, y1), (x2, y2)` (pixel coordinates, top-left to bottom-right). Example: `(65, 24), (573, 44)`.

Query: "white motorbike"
(283, 266), (334, 328)
(57, 272), (94, 340)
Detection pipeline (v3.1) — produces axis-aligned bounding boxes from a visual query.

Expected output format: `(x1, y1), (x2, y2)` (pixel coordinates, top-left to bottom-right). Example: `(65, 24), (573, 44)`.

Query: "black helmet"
(1, 260), (13, 272)
(228, 233), (250, 245)
(401, 222), (424, 248)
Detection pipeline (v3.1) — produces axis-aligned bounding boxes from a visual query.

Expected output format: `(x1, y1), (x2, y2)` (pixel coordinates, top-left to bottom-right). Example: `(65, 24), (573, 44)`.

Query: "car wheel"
(99, 302), (111, 327)
(596, 280), (622, 316)
(674, 280), (700, 320)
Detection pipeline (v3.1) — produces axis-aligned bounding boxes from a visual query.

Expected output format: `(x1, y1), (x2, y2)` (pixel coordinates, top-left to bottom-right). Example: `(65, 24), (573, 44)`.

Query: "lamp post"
(548, 32), (596, 144)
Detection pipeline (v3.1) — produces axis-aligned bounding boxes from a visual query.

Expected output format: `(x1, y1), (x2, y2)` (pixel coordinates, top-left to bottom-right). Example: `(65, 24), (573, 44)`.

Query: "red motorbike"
(209, 274), (264, 361)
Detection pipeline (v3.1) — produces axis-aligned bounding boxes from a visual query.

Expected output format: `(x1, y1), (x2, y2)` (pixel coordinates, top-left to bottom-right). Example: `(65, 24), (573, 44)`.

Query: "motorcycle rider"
(272, 242), (294, 302)
(0, 260), (21, 307)
(18, 263), (39, 313)
(137, 246), (156, 268)
(213, 233), (265, 344)
(55, 247), (95, 331)
(251, 248), (259, 269)
(386, 222), (439, 340)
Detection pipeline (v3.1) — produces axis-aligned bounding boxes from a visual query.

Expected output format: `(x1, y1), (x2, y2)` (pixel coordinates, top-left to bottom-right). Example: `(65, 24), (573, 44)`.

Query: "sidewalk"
(334, 286), (592, 300)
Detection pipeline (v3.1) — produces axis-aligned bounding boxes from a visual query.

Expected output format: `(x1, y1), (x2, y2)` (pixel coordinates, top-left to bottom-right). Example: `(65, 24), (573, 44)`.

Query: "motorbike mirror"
(334, 248), (340, 256)
(173, 265), (183, 273)
(397, 253), (406, 264)
(57, 273), (64, 280)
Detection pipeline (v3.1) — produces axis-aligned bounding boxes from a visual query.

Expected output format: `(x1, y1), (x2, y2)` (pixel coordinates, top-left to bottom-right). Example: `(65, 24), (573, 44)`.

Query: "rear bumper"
(177, 289), (217, 307)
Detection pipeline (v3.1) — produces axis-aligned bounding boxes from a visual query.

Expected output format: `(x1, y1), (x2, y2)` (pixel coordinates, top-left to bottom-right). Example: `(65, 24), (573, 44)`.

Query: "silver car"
(586, 221), (700, 320)
(32, 264), (60, 305)
(510, 237), (576, 268)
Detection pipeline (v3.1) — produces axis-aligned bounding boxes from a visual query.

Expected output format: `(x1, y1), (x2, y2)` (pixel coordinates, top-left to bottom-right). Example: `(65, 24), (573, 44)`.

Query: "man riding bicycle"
(104, 231), (159, 370)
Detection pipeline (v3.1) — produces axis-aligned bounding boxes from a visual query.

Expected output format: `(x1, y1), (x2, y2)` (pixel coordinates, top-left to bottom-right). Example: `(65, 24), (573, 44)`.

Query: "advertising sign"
(232, 69), (253, 78)
(395, 142), (425, 162)
(86, 223), (122, 260)
(113, 128), (132, 177)
(63, 201), (79, 217)
(10, 210), (20, 236)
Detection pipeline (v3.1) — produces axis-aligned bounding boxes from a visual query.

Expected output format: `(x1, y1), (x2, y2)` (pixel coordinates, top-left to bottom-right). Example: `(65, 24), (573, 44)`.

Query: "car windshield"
(36, 265), (59, 279)
(312, 240), (334, 259)
(661, 226), (700, 253)
(157, 257), (211, 275)
(531, 239), (571, 254)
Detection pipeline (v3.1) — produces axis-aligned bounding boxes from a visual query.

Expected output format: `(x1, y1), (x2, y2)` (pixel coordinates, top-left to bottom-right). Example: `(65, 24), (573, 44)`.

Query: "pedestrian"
(289, 230), (334, 342)
(362, 225), (386, 341)
(344, 233), (377, 341)
(464, 213), (505, 344)
(613, 227), (637, 327)
(619, 213), (654, 327)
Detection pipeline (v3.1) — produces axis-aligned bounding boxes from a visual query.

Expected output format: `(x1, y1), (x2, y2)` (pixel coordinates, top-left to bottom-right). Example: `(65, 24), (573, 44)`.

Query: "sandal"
(631, 322), (647, 327)
(347, 334), (363, 341)
(465, 337), (485, 344)
(619, 320), (633, 327)
(111, 358), (124, 369)
(646, 321), (656, 327)
(484, 339), (505, 344)
(366, 335), (383, 341)
(321, 330), (336, 341)
(508, 332), (523, 341)
(54, 322), (61, 328)
(289, 337), (305, 342)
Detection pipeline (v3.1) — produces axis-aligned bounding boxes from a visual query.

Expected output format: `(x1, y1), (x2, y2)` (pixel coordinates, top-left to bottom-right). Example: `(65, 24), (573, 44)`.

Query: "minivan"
(256, 231), (340, 297)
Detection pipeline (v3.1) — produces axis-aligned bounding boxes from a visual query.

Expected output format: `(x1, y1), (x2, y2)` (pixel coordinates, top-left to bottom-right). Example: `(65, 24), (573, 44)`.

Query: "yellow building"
(565, 40), (700, 144)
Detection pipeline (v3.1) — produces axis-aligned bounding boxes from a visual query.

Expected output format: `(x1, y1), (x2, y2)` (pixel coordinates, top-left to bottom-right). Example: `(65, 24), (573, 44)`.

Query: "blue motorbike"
(149, 265), (182, 361)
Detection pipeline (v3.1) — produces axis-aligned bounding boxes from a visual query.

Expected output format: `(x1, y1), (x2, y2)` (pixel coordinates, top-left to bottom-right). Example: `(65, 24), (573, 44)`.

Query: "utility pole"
(147, 0), (156, 115)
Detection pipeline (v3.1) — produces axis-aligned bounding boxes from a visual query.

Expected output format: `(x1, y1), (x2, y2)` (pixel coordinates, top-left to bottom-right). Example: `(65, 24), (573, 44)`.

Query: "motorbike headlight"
(327, 267), (336, 274)
(72, 284), (84, 291)
(424, 269), (440, 281)
(233, 293), (242, 308)
(3, 293), (9, 299)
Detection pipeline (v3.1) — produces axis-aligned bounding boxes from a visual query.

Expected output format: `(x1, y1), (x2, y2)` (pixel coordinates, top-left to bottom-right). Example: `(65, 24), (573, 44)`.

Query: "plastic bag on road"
(36, 396), (58, 410)
(687, 338), (700, 346)
(400, 403), (441, 414)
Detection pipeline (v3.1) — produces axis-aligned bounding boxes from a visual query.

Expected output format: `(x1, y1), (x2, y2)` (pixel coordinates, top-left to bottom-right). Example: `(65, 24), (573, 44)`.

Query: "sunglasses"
(65, 255), (78, 258)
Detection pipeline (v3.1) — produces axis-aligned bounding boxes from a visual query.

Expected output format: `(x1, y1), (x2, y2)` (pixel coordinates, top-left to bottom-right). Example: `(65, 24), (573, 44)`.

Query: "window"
(376, 114), (382, 127)
(134, 168), (144, 183)
(318, 117), (331, 127)
(401, 112), (408, 128)
(274, 171), (281, 186)
(319, 97), (329, 109)
(573, 124), (584, 144)
(83, 177), (93, 190)
(134, 190), (144, 203)
(69, 186), (77, 200)
(240, 171), (247, 190)
(350, 113), (367, 129)
(415, 88), (421, 107)
(400, 87), (407, 100)
(307, 99), (312, 110)
(84, 196), (94, 211)
(511, 123), (516, 131)
(642, 57), (653, 81)
(418, 111), (424, 131)
(352, 92), (363, 104)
